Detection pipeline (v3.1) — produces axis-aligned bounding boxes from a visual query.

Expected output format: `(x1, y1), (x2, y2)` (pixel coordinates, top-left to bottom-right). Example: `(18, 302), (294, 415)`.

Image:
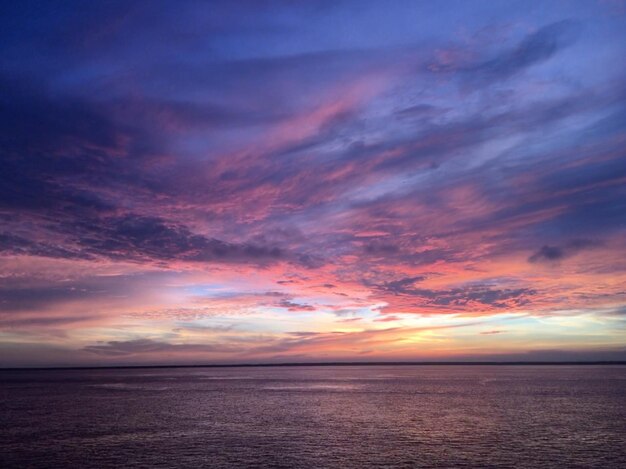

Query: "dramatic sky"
(1, 0), (625, 366)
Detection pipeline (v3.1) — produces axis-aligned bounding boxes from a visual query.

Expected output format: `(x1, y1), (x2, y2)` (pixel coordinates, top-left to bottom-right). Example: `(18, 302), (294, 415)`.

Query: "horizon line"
(2, 360), (626, 371)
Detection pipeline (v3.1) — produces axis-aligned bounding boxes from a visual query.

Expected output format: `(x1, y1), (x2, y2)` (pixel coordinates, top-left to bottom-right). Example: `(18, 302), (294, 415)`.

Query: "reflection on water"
(1, 365), (625, 468)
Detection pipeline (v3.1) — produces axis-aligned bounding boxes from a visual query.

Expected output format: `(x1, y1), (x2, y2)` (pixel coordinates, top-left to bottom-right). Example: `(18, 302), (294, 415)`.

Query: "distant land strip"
(2, 361), (626, 371)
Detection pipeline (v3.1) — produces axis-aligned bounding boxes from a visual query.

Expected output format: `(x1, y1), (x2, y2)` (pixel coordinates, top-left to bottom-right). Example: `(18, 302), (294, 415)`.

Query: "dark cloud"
(83, 338), (231, 356)
(0, 75), (296, 267)
(0, 214), (285, 265)
(0, 314), (101, 329)
(1, 29), (621, 275)
(0, 233), (86, 260)
(277, 300), (316, 312)
(395, 104), (444, 118)
(465, 20), (580, 83)
(529, 245), (565, 262)
(380, 277), (535, 309)
(0, 273), (166, 313)
(81, 215), (284, 263)
(0, 283), (97, 312)
(0, 78), (126, 216)
(437, 287), (533, 308)
(364, 241), (400, 255)
(528, 239), (602, 264)
(381, 276), (428, 294)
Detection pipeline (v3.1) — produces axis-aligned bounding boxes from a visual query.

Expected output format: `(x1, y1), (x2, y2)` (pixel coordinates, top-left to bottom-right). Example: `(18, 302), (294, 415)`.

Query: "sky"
(1, 0), (625, 367)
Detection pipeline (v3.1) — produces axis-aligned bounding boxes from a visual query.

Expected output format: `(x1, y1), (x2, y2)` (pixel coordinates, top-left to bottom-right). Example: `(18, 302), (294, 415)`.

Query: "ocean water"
(1, 365), (625, 468)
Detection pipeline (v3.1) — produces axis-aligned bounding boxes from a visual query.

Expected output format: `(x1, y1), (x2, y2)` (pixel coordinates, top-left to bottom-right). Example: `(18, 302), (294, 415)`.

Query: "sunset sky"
(1, 0), (625, 366)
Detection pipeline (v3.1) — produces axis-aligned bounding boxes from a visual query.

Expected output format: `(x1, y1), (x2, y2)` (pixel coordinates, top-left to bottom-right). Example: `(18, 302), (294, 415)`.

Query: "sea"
(1, 365), (625, 468)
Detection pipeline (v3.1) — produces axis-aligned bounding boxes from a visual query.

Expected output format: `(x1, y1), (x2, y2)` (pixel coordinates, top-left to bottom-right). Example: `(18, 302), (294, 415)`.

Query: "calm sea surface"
(1, 365), (625, 468)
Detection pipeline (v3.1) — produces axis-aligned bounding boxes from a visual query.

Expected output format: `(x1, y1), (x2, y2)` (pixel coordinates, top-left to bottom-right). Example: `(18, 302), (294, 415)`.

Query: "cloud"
(77, 215), (285, 264)
(277, 299), (316, 312)
(465, 20), (580, 83)
(528, 239), (602, 264)
(0, 207), (287, 268)
(529, 245), (565, 262)
(247, 322), (482, 357)
(0, 273), (162, 313)
(172, 323), (235, 333)
(364, 241), (400, 255)
(380, 276), (533, 307)
(337, 317), (362, 323)
(380, 276), (428, 294)
(83, 338), (232, 356)
(128, 290), (297, 320)
(376, 277), (536, 313)
(374, 315), (401, 322)
(395, 104), (445, 119)
(0, 313), (102, 329)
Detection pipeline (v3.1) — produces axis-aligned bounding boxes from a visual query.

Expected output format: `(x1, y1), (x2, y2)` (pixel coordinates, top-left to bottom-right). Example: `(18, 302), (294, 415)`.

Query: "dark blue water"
(1, 365), (625, 468)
